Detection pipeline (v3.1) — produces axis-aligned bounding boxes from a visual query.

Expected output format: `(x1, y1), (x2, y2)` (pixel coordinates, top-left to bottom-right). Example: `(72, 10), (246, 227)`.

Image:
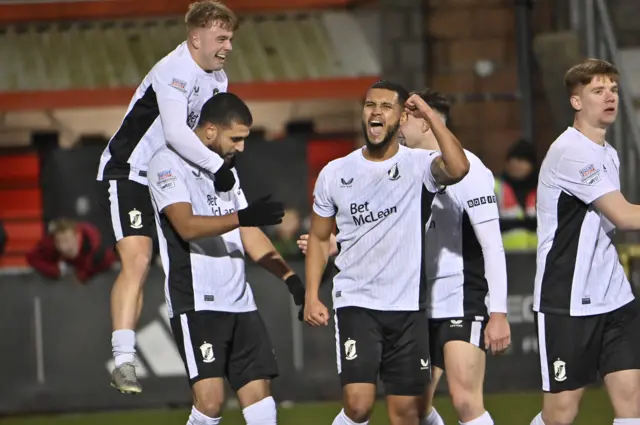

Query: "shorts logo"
(128, 209), (143, 229)
(420, 358), (429, 370)
(344, 338), (357, 360)
(553, 358), (567, 382)
(200, 342), (215, 363)
(388, 163), (400, 181)
(450, 319), (463, 328)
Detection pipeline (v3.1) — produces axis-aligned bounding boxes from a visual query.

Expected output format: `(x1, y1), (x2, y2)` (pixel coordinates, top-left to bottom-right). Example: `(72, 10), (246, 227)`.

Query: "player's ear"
(205, 125), (218, 142)
(570, 94), (582, 111)
(400, 112), (408, 124)
(421, 119), (430, 133)
(189, 29), (201, 49)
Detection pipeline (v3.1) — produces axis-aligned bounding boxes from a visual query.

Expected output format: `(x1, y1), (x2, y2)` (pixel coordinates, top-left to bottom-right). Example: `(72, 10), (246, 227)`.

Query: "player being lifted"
(148, 92), (304, 425)
(304, 80), (470, 425)
(530, 59), (640, 425)
(97, 1), (246, 394)
(298, 89), (510, 425)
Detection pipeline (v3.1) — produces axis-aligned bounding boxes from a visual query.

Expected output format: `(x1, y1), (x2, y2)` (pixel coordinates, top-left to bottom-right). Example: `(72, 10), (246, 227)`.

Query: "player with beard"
(304, 80), (470, 425)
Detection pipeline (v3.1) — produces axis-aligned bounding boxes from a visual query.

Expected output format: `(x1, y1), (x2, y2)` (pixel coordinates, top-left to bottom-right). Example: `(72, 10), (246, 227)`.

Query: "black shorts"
(334, 306), (431, 396)
(170, 309), (279, 391)
(98, 179), (155, 242)
(429, 318), (487, 370)
(536, 299), (640, 393)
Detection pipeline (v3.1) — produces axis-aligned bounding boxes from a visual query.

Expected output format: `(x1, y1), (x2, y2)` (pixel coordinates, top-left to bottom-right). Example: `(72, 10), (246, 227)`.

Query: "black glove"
(286, 275), (306, 322)
(237, 195), (284, 227)
(213, 163), (236, 192)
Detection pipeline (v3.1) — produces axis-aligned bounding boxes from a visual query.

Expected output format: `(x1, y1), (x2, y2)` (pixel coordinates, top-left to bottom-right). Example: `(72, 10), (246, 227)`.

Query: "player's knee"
(343, 392), (374, 423)
(193, 395), (224, 419)
(610, 383), (640, 417)
(450, 388), (484, 420)
(542, 400), (580, 425)
(118, 242), (152, 279)
(387, 396), (420, 422)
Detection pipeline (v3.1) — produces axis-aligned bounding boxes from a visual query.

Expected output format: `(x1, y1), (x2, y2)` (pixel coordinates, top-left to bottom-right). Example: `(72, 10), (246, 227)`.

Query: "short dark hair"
(411, 88), (451, 120)
(369, 80), (410, 106)
(197, 92), (253, 128)
(564, 58), (619, 94)
(185, 0), (239, 32)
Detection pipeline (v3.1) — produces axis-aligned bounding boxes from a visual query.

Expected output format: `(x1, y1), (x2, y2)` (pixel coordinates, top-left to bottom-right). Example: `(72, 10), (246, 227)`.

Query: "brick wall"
(424, 0), (555, 173)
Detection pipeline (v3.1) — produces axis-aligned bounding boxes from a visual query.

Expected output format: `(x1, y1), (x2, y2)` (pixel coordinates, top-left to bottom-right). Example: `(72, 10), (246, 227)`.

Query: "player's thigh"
(380, 310), (431, 397)
(441, 319), (487, 394)
(536, 311), (602, 393)
(169, 310), (234, 387)
(335, 307), (383, 387)
(100, 180), (154, 267)
(600, 300), (640, 417)
(227, 310), (278, 399)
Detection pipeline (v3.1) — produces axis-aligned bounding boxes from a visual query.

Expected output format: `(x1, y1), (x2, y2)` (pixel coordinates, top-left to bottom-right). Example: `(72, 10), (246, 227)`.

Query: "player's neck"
(573, 119), (607, 146)
(187, 42), (213, 73)
(363, 140), (399, 162)
(418, 135), (439, 151)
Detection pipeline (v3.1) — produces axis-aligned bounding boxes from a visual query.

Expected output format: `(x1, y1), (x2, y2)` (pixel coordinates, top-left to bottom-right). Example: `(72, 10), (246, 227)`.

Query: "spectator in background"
(494, 139), (538, 252)
(0, 220), (6, 256)
(26, 218), (116, 284)
(272, 208), (304, 259)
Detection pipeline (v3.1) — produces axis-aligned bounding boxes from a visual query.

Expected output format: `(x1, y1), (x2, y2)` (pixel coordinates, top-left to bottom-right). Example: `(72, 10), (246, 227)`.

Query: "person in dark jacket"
(0, 220), (6, 256)
(26, 218), (116, 283)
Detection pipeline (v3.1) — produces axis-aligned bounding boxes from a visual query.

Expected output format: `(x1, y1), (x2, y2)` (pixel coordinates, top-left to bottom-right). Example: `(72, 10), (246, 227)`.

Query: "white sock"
(530, 412), (545, 425)
(242, 396), (277, 425)
(187, 406), (221, 425)
(420, 407), (445, 425)
(112, 329), (136, 366)
(614, 419), (640, 424)
(332, 409), (369, 425)
(460, 411), (494, 425)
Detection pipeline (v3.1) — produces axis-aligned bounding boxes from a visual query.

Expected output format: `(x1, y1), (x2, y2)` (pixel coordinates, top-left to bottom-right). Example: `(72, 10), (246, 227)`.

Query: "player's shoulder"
(152, 42), (196, 80)
(464, 150), (492, 176)
(449, 150), (494, 193)
(148, 146), (185, 173)
(321, 148), (362, 172)
(547, 127), (601, 162)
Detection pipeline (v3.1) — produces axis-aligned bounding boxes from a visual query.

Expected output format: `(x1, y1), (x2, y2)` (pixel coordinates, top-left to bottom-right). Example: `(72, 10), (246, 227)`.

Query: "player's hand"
(296, 234), (339, 256)
(213, 163), (236, 192)
(304, 298), (329, 327)
(237, 195), (285, 227)
(484, 313), (511, 355)
(404, 94), (436, 122)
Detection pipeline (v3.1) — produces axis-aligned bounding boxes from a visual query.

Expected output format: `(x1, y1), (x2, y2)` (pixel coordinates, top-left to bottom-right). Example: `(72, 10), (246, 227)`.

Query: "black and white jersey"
(313, 145), (439, 311)
(97, 42), (228, 185)
(426, 150), (503, 319)
(147, 146), (255, 318)
(534, 127), (634, 316)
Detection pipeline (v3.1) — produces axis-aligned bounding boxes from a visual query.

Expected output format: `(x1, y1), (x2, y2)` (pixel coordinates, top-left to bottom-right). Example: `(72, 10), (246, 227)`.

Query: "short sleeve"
(554, 155), (617, 204)
(457, 162), (500, 225)
(312, 165), (336, 217)
(148, 153), (192, 212)
(232, 170), (249, 210)
(411, 149), (439, 193)
(151, 61), (192, 104)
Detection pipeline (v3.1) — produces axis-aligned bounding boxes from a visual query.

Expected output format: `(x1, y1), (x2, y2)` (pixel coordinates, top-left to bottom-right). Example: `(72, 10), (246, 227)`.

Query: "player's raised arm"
(406, 94), (469, 186)
(152, 68), (236, 191)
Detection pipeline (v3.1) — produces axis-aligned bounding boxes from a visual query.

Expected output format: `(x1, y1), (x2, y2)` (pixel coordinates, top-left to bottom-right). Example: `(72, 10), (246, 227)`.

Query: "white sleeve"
(457, 164), (500, 225)
(472, 218), (508, 314)
(554, 152), (617, 204)
(312, 165), (336, 217)
(412, 149), (439, 193)
(232, 170), (249, 210)
(148, 153), (192, 213)
(151, 65), (224, 175)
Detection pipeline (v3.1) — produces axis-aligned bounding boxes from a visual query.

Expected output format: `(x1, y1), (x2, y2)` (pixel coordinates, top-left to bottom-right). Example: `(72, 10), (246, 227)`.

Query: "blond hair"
(564, 58), (619, 94)
(48, 218), (77, 235)
(185, 0), (238, 32)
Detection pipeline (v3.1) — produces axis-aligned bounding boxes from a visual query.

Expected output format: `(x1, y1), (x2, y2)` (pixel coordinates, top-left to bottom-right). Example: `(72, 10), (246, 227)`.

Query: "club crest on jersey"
(388, 163), (400, 180)
(169, 78), (187, 93)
